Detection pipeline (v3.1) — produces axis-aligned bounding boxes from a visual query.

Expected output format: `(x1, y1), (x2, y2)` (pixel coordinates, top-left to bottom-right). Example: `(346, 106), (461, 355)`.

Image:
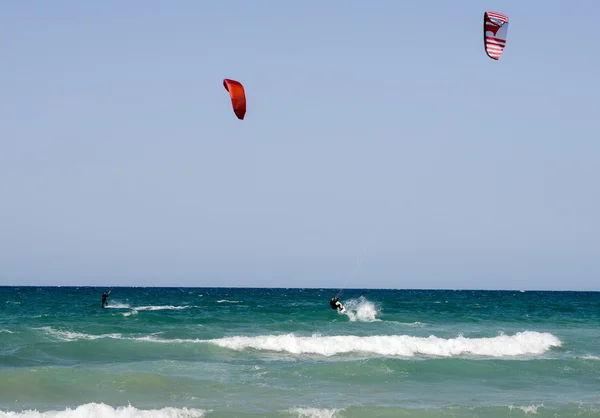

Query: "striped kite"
(483, 11), (509, 60)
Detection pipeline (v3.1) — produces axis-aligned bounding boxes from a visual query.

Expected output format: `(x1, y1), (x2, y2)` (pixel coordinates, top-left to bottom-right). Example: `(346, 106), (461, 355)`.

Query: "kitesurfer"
(330, 297), (344, 312)
(101, 289), (112, 308)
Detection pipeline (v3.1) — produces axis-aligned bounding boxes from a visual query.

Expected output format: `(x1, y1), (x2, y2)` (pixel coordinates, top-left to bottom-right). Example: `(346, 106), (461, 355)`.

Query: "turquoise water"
(1, 287), (599, 417)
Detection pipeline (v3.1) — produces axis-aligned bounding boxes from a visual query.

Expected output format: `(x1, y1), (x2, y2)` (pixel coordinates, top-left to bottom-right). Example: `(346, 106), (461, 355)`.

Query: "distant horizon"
(1, 284), (597, 292)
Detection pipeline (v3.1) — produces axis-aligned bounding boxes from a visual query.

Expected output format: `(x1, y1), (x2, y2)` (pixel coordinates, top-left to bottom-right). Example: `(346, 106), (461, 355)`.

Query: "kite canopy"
(223, 79), (246, 120)
(483, 11), (509, 60)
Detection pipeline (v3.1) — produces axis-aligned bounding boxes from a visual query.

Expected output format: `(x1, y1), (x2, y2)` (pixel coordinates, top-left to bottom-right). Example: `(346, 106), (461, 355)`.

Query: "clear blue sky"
(1, 1), (598, 290)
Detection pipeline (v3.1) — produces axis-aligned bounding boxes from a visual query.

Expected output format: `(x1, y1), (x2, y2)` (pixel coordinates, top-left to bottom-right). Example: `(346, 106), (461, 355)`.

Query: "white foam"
(216, 300), (241, 303)
(131, 336), (193, 344)
(38, 327), (123, 342)
(35, 327), (562, 359)
(207, 331), (562, 358)
(341, 296), (379, 322)
(286, 407), (342, 418)
(0, 329), (14, 334)
(0, 403), (207, 418)
(38, 328), (192, 344)
(397, 322), (426, 327)
(508, 404), (543, 414)
(133, 305), (193, 311)
(115, 304), (194, 316)
(104, 303), (131, 309)
(104, 302), (196, 311)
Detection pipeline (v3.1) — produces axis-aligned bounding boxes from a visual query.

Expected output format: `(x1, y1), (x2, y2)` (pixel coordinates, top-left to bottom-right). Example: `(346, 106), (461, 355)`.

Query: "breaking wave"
(0, 403), (207, 418)
(207, 331), (561, 358)
(35, 327), (561, 359)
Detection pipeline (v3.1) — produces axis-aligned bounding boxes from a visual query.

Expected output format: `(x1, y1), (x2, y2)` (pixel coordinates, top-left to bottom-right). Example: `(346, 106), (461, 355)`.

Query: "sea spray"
(341, 296), (380, 322)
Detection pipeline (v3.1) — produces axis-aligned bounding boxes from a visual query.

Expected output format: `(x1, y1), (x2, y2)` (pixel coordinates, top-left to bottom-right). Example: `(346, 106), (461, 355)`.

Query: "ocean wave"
(103, 303), (131, 309)
(398, 322), (426, 327)
(508, 404), (543, 414)
(104, 304), (195, 316)
(2, 403), (599, 418)
(37, 327), (123, 342)
(36, 327), (173, 343)
(106, 303), (194, 311)
(286, 408), (342, 418)
(207, 331), (562, 358)
(216, 300), (241, 304)
(34, 327), (562, 358)
(0, 403), (207, 418)
(133, 305), (194, 311)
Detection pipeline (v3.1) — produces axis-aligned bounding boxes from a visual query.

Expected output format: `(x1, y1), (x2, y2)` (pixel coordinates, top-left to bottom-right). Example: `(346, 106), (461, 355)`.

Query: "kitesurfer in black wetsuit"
(330, 297), (344, 312)
(101, 289), (112, 308)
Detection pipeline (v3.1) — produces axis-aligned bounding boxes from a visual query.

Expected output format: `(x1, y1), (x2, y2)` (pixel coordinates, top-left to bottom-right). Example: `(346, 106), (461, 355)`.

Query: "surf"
(206, 331), (561, 358)
(339, 296), (380, 322)
(34, 327), (562, 358)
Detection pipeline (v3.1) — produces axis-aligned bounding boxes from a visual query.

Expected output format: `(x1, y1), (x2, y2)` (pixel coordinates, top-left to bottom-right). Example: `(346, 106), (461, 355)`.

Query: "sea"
(1, 287), (599, 417)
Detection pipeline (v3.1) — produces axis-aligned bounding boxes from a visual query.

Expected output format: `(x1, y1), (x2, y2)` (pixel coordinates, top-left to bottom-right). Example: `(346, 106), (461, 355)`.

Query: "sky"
(1, 0), (599, 290)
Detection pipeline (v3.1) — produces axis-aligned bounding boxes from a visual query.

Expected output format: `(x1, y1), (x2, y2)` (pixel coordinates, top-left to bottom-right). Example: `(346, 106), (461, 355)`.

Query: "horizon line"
(0, 285), (597, 292)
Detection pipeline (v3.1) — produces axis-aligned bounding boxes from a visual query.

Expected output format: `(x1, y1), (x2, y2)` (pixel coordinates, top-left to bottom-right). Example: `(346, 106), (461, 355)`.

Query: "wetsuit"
(101, 293), (108, 308)
(330, 298), (343, 311)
